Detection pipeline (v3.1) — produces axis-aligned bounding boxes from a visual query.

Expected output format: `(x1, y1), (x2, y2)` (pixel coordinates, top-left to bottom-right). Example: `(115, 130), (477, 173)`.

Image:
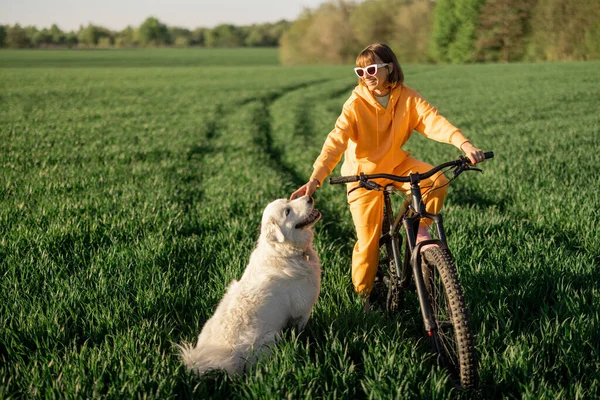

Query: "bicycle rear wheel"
(421, 247), (478, 389)
(381, 207), (404, 314)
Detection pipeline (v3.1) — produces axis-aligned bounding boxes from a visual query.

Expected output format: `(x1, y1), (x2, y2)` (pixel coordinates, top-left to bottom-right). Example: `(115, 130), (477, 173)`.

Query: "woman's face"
(358, 56), (391, 94)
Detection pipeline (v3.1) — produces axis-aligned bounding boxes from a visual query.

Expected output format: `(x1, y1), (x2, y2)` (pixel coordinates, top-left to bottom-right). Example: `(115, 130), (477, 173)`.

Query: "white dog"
(179, 195), (322, 376)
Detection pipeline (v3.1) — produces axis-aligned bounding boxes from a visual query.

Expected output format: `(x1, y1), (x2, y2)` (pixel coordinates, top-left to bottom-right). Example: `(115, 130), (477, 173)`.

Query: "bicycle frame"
(330, 153), (492, 388)
(380, 173), (450, 333)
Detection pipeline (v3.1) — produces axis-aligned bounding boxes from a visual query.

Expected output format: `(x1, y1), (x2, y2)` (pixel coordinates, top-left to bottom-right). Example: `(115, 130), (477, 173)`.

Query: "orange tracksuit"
(310, 83), (470, 295)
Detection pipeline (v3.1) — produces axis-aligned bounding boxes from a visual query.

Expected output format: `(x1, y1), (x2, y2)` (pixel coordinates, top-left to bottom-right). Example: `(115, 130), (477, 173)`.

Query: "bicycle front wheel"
(421, 247), (478, 389)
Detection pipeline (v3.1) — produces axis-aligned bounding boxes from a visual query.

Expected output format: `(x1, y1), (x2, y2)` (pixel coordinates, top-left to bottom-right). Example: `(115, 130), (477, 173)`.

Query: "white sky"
(0, 0), (329, 31)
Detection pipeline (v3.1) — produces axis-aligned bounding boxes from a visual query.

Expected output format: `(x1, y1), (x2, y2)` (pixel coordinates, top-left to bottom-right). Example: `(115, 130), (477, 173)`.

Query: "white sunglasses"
(354, 63), (391, 78)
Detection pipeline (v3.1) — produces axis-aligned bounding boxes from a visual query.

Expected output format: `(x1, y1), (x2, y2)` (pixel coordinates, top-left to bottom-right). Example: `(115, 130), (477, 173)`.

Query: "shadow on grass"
(447, 179), (510, 212)
(461, 212), (600, 396)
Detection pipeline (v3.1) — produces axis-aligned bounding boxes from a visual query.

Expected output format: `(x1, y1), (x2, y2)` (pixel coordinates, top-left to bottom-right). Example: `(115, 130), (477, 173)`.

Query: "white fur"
(179, 195), (321, 376)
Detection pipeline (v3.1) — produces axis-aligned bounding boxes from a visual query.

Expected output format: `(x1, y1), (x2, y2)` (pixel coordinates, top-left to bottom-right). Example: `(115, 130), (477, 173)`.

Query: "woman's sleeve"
(410, 91), (470, 149)
(310, 103), (356, 185)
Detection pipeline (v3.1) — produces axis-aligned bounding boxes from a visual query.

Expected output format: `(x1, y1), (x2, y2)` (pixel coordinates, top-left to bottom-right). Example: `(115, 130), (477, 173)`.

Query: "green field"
(1, 49), (599, 398)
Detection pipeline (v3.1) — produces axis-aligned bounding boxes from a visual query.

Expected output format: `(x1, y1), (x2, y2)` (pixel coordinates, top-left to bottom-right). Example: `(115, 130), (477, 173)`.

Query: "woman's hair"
(356, 43), (404, 88)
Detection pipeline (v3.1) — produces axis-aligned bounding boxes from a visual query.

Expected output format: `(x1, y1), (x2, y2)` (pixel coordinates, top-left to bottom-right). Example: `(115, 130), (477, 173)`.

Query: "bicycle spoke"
(437, 334), (459, 370)
(438, 321), (453, 329)
(423, 255), (463, 376)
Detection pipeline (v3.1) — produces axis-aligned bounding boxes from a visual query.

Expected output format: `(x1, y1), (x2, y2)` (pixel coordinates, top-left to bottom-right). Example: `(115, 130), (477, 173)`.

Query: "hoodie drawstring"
(376, 108), (379, 149)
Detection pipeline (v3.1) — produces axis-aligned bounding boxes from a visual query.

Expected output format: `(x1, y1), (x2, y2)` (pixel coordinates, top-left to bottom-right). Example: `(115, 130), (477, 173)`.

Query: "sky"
(0, 0), (329, 31)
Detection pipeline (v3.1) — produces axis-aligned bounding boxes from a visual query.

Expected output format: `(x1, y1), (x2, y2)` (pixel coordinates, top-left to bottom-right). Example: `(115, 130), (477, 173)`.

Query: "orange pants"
(347, 156), (449, 295)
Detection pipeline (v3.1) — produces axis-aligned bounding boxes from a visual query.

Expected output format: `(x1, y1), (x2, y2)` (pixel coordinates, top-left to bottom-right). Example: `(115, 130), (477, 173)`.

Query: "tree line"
(0, 17), (289, 49)
(1, 0), (598, 64)
(280, 0), (600, 64)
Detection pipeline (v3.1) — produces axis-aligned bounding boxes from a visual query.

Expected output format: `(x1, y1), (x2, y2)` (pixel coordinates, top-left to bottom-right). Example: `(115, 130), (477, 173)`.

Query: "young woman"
(291, 43), (485, 301)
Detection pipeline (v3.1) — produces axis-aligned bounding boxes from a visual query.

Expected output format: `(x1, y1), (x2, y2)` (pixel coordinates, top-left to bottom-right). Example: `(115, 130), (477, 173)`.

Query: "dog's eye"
(284, 208), (291, 217)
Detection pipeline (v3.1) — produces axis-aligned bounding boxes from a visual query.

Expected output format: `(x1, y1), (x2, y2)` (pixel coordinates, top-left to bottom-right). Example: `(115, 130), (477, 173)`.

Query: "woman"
(291, 43), (485, 301)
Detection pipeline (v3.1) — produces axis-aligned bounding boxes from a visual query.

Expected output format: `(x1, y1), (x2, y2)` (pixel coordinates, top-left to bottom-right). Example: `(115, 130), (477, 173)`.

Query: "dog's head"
(260, 195), (321, 248)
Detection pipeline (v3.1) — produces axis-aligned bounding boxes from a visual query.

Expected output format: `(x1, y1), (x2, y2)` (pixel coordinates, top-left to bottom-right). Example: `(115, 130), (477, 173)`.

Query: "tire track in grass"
(245, 80), (383, 390)
(169, 87), (330, 348)
(176, 103), (224, 214)
(175, 80), (333, 235)
(173, 80), (367, 396)
(169, 79), (399, 395)
(117, 101), (238, 360)
(172, 81), (338, 276)
(266, 81), (359, 244)
(264, 81), (444, 396)
(86, 83), (340, 380)
(237, 78), (332, 108)
(325, 83), (357, 103)
(178, 79), (334, 219)
(249, 84), (361, 263)
(250, 81), (357, 226)
(250, 99), (306, 187)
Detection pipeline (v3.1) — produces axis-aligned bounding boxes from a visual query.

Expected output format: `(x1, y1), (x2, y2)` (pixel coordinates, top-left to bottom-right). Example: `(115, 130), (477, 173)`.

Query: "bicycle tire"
(421, 247), (478, 389)
(382, 204), (404, 314)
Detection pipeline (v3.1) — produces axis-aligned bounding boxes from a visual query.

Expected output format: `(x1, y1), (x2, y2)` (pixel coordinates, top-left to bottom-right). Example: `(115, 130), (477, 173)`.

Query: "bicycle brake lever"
(464, 165), (483, 173)
(453, 165), (483, 178)
(358, 173), (381, 191)
(453, 165), (466, 178)
(364, 181), (381, 191)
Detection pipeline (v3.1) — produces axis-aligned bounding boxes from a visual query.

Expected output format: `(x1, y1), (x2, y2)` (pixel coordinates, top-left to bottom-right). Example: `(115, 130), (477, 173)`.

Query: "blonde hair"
(356, 43), (404, 88)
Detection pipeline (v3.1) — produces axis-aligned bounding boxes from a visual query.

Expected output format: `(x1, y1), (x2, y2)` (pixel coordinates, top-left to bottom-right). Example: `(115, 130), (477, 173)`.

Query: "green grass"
(0, 48), (280, 68)
(1, 49), (599, 398)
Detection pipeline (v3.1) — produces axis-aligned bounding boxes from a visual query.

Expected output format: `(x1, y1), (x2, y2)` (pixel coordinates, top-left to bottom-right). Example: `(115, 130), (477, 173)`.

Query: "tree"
(64, 31), (78, 48)
(115, 26), (135, 48)
(430, 0), (457, 62)
(244, 22), (287, 47)
(390, 0), (435, 63)
(279, 9), (314, 64)
(0, 25), (6, 48)
(31, 28), (52, 47)
(78, 24), (100, 46)
(429, 0), (485, 63)
(350, 0), (399, 46)
(475, 0), (535, 62)
(189, 28), (206, 46)
(97, 37), (113, 48)
(49, 24), (65, 46)
(528, 0), (600, 61)
(447, 0), (486, 63)
(6, 24), (30, 48)
(169, 26), (191, 47)
(205, 24), (244, 47)
(583, 19), (600, 60)
(280, 1), (359, 65)
(136, 17), (171, 46)
(245, 25), (269, 47)
(306, 1), (359, 63)
(268, 20), (290, 46)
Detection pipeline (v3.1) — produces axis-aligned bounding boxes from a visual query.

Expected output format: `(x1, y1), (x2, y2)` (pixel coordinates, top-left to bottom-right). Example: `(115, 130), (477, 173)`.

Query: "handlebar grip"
(484, 151), (494, 160)
(329, 176), (359, 185)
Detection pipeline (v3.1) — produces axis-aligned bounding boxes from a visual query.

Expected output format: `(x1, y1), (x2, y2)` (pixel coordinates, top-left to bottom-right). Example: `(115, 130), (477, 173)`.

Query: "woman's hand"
(460, 142), (486, 165)
(290, 178), (320, 200)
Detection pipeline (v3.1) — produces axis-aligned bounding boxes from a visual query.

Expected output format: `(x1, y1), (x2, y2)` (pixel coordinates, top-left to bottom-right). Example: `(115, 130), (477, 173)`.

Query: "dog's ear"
(264, 218), (285, 243)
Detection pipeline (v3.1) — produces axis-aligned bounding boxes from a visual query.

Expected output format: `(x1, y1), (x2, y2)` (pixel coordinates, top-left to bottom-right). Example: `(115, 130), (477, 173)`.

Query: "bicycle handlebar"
(329, 152), (494, 185)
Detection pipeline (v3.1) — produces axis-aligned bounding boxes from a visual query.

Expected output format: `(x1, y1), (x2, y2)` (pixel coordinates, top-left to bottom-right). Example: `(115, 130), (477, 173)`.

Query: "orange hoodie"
(310, 83), (469, 185)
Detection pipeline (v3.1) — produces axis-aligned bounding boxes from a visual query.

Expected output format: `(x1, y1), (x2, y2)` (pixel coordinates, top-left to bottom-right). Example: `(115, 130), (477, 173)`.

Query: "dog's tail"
(177, 341), (240, 376)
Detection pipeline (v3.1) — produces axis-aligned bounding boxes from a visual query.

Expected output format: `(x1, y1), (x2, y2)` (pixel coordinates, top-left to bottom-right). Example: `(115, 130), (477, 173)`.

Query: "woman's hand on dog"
(291, 178), (320, 200)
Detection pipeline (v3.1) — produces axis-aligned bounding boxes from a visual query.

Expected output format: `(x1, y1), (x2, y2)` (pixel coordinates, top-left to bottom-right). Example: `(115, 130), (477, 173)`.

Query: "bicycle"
(329, 152), (494, 389)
